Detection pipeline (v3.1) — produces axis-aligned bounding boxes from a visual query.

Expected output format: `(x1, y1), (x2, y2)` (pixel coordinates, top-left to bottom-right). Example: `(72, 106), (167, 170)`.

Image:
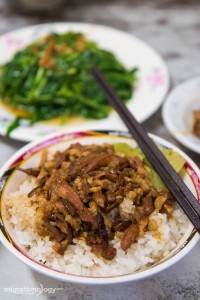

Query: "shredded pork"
(17, 143), (174, 259)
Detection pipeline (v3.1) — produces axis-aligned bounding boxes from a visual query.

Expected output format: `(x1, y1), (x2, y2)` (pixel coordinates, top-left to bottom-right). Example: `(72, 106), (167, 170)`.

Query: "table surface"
(0, 0), (200, 299)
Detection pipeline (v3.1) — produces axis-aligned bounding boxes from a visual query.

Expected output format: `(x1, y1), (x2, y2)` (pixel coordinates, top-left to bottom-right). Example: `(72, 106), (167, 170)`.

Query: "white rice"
(5, 179), (190, 276)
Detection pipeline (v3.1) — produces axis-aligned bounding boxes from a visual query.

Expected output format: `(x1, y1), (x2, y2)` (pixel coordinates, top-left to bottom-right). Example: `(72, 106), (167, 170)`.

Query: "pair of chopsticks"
(92, 66), (200, 234)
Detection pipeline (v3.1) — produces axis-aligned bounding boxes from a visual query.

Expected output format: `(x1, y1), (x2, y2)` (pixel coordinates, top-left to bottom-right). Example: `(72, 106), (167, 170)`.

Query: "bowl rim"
(0, 129), (199, 284)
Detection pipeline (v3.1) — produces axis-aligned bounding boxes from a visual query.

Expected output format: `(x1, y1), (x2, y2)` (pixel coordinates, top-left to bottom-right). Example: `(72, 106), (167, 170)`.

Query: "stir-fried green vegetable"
(0, 32), (138, 135)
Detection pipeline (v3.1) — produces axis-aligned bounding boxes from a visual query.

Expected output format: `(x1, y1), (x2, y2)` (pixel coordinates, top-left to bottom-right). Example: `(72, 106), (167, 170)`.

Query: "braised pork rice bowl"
(0, 132), (197, 281)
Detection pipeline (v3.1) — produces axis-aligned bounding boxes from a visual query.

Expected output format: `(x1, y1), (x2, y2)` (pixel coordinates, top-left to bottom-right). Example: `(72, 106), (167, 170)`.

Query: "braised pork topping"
(18, 143), (174, 260)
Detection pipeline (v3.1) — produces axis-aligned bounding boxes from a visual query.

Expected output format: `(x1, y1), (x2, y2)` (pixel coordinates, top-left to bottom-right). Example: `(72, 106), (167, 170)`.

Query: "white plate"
(0, 23), (169, 142)
(162, 77), (200, 153)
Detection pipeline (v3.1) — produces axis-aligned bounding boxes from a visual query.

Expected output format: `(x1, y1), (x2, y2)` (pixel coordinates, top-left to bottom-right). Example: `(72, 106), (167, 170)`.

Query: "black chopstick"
(92, 66), (200, 233)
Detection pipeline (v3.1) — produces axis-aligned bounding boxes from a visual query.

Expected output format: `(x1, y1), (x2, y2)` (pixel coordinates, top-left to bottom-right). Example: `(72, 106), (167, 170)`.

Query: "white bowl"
(0, 130), (199, 284)
(162, 77), (200, 153)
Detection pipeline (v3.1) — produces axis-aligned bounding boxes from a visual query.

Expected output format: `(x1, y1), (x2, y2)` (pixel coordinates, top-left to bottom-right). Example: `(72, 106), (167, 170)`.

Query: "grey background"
(0, 0), (200, 299)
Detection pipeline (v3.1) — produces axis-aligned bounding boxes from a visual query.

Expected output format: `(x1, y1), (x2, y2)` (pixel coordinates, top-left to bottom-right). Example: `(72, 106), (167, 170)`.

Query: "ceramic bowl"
(0, 130), (199, 284)
(162, 77), (200, 153)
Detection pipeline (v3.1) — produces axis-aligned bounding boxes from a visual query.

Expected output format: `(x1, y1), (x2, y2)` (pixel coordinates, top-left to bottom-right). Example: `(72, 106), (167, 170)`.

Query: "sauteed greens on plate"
(0, 32), (138, 135)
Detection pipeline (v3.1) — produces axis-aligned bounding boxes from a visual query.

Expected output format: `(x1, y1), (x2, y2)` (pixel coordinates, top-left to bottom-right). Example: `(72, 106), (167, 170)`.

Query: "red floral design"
(147, 72), (165, 87)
